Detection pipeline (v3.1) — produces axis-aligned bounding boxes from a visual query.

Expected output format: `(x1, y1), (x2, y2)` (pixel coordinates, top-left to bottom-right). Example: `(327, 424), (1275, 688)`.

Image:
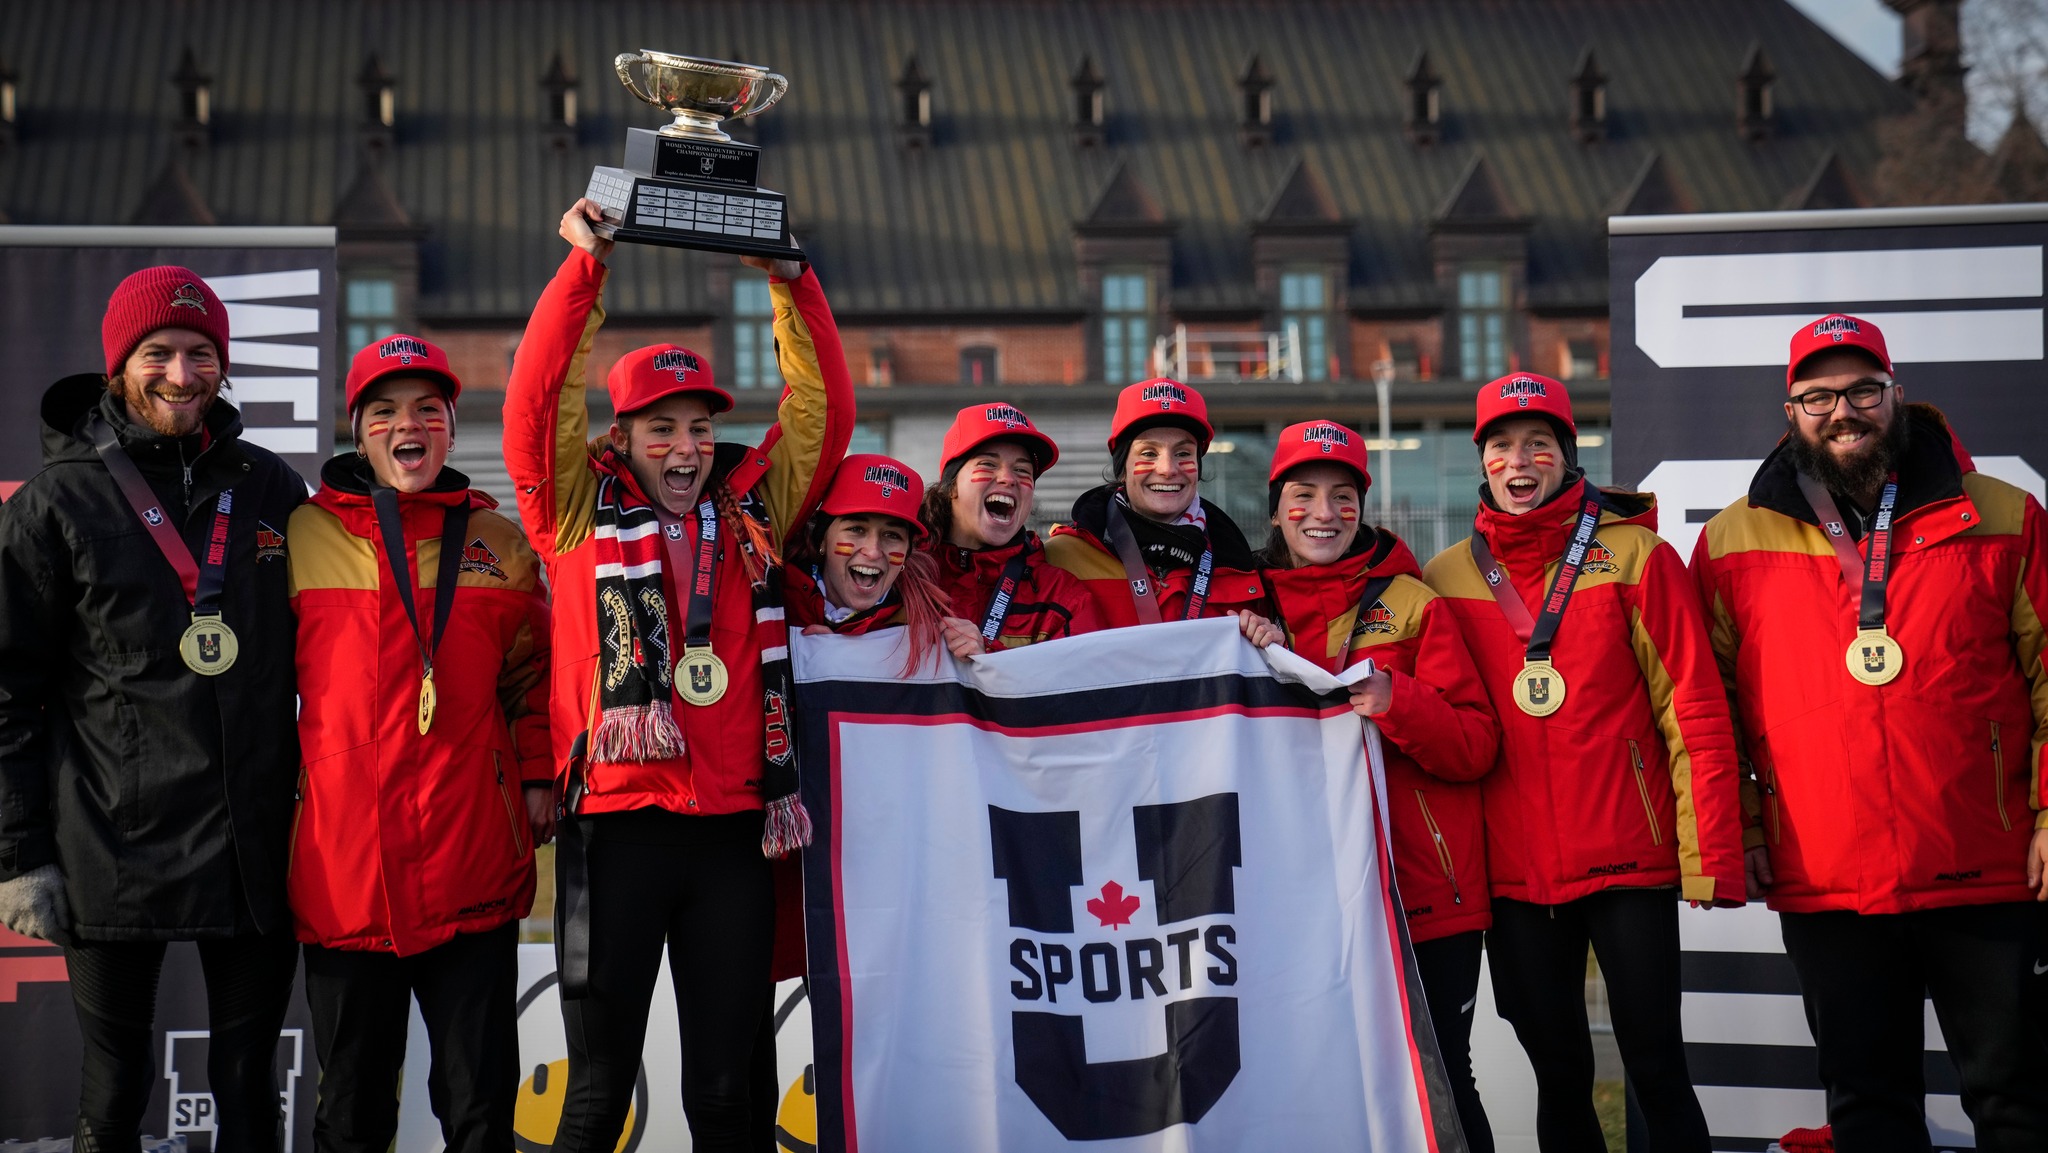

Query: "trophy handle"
(737, 72), (789, 119)
(615, 52), (659, 107)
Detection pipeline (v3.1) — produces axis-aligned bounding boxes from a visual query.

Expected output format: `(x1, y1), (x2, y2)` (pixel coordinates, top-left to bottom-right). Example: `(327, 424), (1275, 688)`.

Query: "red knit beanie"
(102, 266), (232, 379)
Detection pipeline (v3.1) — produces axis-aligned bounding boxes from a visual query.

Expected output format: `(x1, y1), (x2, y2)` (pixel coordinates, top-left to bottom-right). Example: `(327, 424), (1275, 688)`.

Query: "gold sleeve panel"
(1629, 608), (1708, 899)
(422, 509), (545, 592)
(285, 504), (377, 592)
(1961, 472), (2029, 537)
(757, 279), (829, 536)
(1699, 500), (1835, 562)
(1419, 537), (1492, 598)
(1043, 532), (1127, 582)
(550, 300), (607, 555)
(1337, 574), (1439, 659)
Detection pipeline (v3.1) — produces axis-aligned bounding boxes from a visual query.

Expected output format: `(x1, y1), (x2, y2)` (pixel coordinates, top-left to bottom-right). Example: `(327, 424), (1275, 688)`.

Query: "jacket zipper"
(1629, 739), (1663, 846)
(1993, 722), (2011, 832)
(179, 442), (192, 508)
(287, 768), (308, 878)
(495, 752), (526, 857)
(1762, 760), (1783, 846)
(1412, 790), (1463, 905)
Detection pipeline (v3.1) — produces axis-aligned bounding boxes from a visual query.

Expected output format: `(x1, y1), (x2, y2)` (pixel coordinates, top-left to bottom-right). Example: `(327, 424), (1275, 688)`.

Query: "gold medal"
(1511, 659), (1566, 717)
(178, 614), (239, 676)
(1846, 629), (1903, 686)
(418, 671), (437, 735)
(675, 645), (729, 707)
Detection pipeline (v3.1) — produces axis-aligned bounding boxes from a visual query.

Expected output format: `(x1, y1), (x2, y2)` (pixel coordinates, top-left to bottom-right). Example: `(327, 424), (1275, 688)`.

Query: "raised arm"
(504, 202), (613, 557)
(753, 263), (856, 544)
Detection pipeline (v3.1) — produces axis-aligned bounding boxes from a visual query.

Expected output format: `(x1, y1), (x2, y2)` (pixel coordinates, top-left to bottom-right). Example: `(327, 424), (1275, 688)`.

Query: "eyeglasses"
(1790, 380), (1892, 417)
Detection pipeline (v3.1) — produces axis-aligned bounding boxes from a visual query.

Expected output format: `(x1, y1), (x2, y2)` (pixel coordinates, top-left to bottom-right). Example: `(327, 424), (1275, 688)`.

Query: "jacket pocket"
(1412, 790), (1463, 906)
(1761, 756), (1783, 847)
(494, 752), (527, 859)
(1992, 722), (2012, 833)
(286, 767), (308, 878)
(1628, 739), (1663, 847)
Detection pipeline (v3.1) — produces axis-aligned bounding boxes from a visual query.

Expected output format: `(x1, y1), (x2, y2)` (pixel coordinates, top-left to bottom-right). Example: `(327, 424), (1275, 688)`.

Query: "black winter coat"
(0, 376), (305, 939)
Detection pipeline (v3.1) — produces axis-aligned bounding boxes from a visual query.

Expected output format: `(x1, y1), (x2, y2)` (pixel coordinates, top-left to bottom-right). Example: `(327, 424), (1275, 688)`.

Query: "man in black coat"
(0, 267), (306, 1153)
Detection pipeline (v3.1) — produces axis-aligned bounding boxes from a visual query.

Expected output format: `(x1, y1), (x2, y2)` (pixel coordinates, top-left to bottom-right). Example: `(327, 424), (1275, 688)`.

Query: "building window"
(1102, 271), (1150, 384)
(732, 275), (781, 390)
(1457, 268), (1508, 381)
(345, 276), (398, 354)
(960, 345), (998, 386)
(1566, 338), (1600, 381)
(1388, 339), (1422, 380)
(1279, 270), (1330, 382)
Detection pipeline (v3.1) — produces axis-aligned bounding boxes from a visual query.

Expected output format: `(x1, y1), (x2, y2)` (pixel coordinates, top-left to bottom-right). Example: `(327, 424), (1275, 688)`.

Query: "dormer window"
(897, 54), (931, 146)
(1406, 50), (1441, 146)
(541, 51), (578, 129)
(1238, 53), (1273, 146)
(1072, 54), (1105, 146)
(1739, 42), (1774, 140)
(173, 47), (211, 128)
(359, 53), (395, 129)
(1570, 48), (1606, 143)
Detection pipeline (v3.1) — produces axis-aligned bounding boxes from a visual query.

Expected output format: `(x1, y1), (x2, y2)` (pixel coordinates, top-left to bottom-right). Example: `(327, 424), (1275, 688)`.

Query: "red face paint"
(967, 466), (998, 484)
(832, 541), (858, 557)
(1285, 507), (1309, 522)
(885, 550), (907, 566)
(422, 417), (448, 432)
(1485, 457), (1509, 475)
(364, 420), (392, 437)
(640, 442), (673, 455)
(1338, 506), (1358, 522)
(1531, 452), (1556, 467)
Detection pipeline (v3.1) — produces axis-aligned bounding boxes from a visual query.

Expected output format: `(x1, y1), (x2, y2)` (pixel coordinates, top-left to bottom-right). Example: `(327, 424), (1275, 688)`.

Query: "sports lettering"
(378, 336), (431, 362)
(653, 349), (702, 375)
(1300, 423), (1349, 449)
(1498, 376), (1548, 400)
(983, 404), (1029, 428)
(863, 463), (912, 493)
(1141, 382), (1189, 407)
(1812, 315), (1862, 340)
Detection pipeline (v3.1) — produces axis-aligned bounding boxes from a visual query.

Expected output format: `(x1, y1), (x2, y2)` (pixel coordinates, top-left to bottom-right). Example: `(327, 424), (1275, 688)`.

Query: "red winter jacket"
(935, 532), (1104, 647)
(1692, 407), (2048, 914)
(1264, 529), (1499, 942)
(1044, 485), (1268, 628)
(503, 249), (852, 818)
(288, 457), (550, 954)
(1423, 479), (1745, 907)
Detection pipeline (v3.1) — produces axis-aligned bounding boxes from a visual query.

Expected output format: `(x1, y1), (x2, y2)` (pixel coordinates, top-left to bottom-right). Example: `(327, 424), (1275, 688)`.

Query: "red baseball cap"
(1269, 420), (1372, 492)
(939, 402), (1059, 476)
(1787, 313), (1892, 388)
(344, 333), (462, 412)
(818, 453), (927, 538)
(607, 344), (734, 418)
(1473, 372), (1576, 443)
(1109, 377), (1214, 451)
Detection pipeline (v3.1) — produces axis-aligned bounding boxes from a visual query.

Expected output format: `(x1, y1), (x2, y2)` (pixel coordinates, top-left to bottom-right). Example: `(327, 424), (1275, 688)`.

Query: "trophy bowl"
(615, 50), (788, 141)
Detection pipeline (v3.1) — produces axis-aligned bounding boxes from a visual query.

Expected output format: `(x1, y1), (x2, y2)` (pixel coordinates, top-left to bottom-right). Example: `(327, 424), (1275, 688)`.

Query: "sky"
(1788, 0), (1903, 76)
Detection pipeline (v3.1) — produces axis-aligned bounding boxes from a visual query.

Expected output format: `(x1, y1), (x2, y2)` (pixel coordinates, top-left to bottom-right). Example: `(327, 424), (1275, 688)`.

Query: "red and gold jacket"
(288, 457), (550, 954)
(1692, 406), (2048, 914)
(502, 248), (852, 818)
(1265, 528), (1499, 942)
(1044, 485), (1268, 628)
(935, 532), (1104, 647)
(1424, 479), (1744, 907)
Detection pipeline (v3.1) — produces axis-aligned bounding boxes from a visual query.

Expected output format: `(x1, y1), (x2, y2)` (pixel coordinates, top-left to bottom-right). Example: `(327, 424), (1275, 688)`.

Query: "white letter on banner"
(1634, 247), (2043, 368)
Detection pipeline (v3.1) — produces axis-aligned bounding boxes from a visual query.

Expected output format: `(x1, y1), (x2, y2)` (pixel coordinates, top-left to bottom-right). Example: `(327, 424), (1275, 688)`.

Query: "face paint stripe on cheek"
(1285, 507), (1309, 522)
(365, 421), (392, 437)
(885, 551), (906, 566)
(1485, 458), (1508, 475)
(832, 541), (857, 557)
(1531, 452), (1556, 466)
(1339, 507), (1358, 522)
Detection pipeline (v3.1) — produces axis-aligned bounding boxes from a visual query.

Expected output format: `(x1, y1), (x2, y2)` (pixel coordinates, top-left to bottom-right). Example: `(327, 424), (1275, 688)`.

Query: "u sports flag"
(793, 617), (1461, 1152)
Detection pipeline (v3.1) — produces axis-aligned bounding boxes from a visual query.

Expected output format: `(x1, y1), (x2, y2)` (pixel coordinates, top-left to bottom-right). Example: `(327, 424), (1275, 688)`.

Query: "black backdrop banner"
(1608, 204), (2048, 563)
(0, 227), (337, 495)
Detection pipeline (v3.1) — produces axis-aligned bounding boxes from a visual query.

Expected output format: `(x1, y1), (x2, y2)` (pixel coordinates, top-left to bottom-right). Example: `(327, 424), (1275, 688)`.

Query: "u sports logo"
(1301, 423), (1349, 452)
(863, 462), (912, 496)
(1861, 638), (1891, 676)
(1499, 375), (1547, 408)
(652, 349), (702, 380)
(1354, 599), (1398, 636)
(1525, 669), (1554, 706)
(378, 336), (430, 364)
(1142, 381), (1190, 410)
(990, 793), (1242, 1140)
(1814, 315), (1862, 342)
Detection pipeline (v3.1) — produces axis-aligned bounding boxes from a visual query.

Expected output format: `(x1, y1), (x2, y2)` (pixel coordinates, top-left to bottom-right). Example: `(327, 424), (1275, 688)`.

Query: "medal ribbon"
(1104, 497), (1213, 625)
(1796, 472), (1899, 634)
(658, 499), (721, 655)
(978, 549), (1033, 646)
(90, 416), (233, 615)
(369, 486), (471, 684)
(1468, 491), (1605, 661)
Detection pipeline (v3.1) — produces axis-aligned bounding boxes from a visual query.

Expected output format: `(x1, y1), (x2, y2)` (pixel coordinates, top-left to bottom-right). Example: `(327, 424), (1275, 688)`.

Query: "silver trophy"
(585, 51), (801, 258)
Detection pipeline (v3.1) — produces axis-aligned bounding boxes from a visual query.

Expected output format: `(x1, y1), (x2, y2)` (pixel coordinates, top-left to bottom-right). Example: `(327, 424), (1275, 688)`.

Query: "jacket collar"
(1746, 403), (1968, 529)
(1474, 476), (1657, 570)
(1067, 482), (1261, 571)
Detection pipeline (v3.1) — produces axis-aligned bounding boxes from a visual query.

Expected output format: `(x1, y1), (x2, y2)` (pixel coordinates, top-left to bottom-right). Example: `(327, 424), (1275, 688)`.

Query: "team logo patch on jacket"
(1351, 599), (1398, 637)
(1582, 539), (1620, 575)
(255, 521), (286, 561)
(460, 536), (507, 580)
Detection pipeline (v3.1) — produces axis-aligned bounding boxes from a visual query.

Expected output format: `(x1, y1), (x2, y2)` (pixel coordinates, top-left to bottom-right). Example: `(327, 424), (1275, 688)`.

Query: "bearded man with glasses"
(1690, 313), (2048, 1152)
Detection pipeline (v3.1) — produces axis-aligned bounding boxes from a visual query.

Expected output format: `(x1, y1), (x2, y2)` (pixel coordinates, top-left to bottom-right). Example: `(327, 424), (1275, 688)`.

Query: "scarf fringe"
(590, 702), (687, 764)
(761, 793), (814, 859)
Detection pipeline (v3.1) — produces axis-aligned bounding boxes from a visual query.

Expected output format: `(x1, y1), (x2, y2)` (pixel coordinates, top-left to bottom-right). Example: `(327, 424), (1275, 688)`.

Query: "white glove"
(0, 863), (72, 946)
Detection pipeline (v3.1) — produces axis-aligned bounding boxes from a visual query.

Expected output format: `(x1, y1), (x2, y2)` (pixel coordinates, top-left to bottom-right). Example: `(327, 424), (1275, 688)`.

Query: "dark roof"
(0, 0), (1910, 320)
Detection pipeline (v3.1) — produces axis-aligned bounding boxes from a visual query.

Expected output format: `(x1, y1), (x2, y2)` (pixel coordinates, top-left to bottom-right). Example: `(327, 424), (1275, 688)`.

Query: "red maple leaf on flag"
(1087, 880), (1140, 930)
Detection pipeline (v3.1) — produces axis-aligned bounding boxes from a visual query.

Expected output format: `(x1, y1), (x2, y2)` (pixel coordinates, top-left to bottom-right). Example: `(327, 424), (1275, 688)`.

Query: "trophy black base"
(585, 166), (803, 260)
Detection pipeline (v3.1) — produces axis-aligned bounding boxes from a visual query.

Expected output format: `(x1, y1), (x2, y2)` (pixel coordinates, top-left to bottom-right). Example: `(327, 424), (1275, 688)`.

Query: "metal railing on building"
(1151, 322), (1307, 383)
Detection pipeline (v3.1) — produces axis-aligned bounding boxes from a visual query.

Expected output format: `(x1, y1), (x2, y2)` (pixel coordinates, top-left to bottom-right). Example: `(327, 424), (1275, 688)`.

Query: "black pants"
(1780, 902), (2048, 1153)
(554, 809), (776, 1153)
(64, 933), (300, 1153)
(1488, 889), (1708, 1153)
(1415, 930), (1495, 1153)
(302, 923), (518, 1153)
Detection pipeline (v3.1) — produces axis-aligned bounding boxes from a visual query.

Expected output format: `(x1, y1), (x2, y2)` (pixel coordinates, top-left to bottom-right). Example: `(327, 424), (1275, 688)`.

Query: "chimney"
(1886, 0), (1968, 135)
(1406, 49), (1442, 146)
(1738, 42), (1775, 140)
(897, 54), (932, 148)
(1238, 53), (1274, 147)
(1569, 47), (1607, 144)
(172, 46), (211, 150)
(1071, 54), (1105, 147)
(541, 51), (578, 149)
